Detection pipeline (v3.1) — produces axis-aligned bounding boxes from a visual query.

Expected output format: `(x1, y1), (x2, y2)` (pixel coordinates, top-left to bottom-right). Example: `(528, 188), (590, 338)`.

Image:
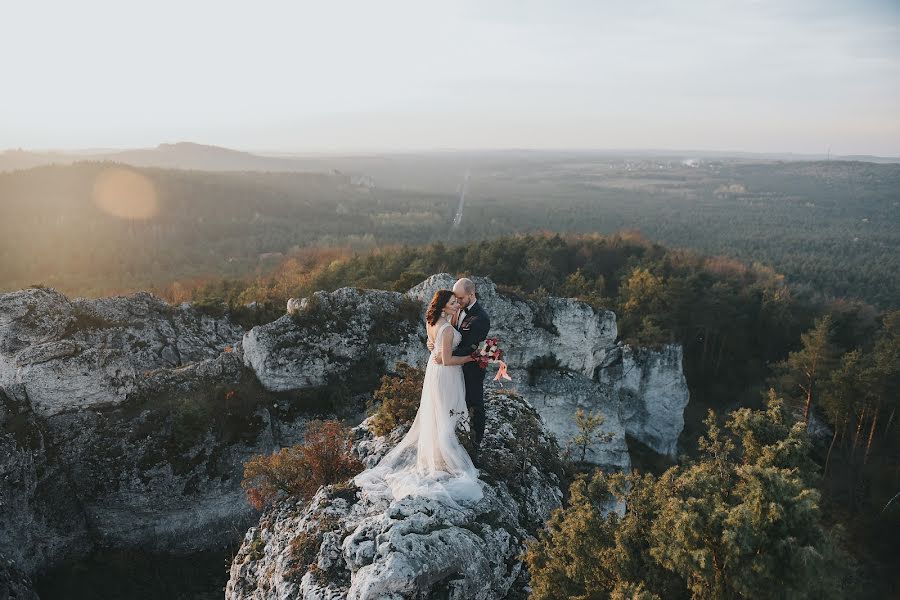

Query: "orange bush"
(241, 420), (362, 510)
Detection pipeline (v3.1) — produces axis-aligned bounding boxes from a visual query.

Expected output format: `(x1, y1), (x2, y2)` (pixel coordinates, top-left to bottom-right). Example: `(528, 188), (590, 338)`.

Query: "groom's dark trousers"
(452, 300), (491, 450)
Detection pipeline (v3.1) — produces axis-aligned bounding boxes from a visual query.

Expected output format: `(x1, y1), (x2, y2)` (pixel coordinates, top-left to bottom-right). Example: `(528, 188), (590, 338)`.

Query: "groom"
(434, 277), (491, 460)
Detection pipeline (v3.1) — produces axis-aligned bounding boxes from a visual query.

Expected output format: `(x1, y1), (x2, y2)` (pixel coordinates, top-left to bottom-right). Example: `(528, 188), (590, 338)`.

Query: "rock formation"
(0, 553), (39, 600)
(0, 288), (266, 577)
(243, 287), (422, 392)
(0, 287), (244, 416)
(225, 391), (566, 600)
(255, 274), (690, 467)
(0, 274), (689, 589)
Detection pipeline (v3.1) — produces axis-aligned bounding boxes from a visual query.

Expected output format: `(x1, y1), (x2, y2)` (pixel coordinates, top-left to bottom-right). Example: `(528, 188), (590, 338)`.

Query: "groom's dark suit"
(452, 299), (491, 450)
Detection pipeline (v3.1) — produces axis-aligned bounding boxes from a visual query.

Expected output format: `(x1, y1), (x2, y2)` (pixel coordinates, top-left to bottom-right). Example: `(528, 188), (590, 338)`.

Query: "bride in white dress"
(354, 289), (484, 508)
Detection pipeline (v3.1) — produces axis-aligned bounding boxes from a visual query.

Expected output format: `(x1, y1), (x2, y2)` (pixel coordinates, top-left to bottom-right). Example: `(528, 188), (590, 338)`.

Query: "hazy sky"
(3, 0), (899, 155)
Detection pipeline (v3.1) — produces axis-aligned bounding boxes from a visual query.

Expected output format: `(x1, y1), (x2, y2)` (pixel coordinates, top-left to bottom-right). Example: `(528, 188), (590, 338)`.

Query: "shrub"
(241, 420), (362, 510)
(247, 534), (266, 561)
(366, 363), (424, 436)
(286, 531), (322, 576)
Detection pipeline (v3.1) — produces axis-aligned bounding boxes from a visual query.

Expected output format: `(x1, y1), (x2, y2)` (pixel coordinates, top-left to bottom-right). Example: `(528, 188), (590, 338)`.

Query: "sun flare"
(91, 167), (158, 220)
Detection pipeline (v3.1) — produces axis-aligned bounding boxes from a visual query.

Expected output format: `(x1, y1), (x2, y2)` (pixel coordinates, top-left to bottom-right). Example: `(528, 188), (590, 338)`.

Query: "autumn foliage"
(241, 419), (362, 510)
(367, 363), (425, 437)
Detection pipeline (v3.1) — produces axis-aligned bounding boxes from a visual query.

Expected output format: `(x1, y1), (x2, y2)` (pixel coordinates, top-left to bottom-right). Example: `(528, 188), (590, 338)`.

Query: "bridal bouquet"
(471, 338), (512, 384)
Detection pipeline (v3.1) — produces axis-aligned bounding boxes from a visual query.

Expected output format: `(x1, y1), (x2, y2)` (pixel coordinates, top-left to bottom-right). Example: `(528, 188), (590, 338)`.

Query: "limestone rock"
(225, 391), (566, 600)
(244, 288), (423, 392)
(493, 369), (631, 471)
(0, 275), (690, 585)
(597, 343), (690, 457)
(0, 352), (286, 575)
(255, 274), (688, 469)
(0, 384), (92, 575)
(0, 287), (245, 417)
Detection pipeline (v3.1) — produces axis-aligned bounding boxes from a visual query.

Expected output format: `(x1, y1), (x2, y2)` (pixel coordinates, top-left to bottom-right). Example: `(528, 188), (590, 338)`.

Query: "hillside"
(0, 142), (324, 174)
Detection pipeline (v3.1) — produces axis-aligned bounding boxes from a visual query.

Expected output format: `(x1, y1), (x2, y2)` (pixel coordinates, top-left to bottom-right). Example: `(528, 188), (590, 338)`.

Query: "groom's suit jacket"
(452, 299), (491, 376)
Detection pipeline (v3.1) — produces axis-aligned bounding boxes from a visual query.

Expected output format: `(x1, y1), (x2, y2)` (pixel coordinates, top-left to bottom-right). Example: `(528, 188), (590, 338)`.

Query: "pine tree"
(524, 394), (854, 599)
(774, 314), (839, 425)
(569, 408), (614, 464)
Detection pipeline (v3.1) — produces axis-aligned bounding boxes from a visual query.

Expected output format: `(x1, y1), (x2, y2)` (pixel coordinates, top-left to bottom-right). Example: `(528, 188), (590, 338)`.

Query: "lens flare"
(92, 167), (158, 220)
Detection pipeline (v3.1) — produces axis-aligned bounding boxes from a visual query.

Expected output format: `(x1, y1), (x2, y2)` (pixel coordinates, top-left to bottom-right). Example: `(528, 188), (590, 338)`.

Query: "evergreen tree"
(525, 394), (853, 599)
(772, 314), (840, 424)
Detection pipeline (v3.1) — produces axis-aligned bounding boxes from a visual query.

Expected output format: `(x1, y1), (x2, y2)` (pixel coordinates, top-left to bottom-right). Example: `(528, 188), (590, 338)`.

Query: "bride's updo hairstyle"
(426, 289), (454, 325)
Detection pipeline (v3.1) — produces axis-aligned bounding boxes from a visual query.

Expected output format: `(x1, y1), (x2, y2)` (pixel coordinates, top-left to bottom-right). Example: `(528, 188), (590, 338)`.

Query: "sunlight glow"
(91, 167), (158, 220)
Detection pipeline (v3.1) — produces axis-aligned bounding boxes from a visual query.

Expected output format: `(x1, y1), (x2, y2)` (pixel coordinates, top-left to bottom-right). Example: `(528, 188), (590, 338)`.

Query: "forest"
(0, 156), (897, 308)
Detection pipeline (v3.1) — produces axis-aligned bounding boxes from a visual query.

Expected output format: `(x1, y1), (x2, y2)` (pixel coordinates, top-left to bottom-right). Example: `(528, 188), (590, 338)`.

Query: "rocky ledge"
(225, 390), (566, 600)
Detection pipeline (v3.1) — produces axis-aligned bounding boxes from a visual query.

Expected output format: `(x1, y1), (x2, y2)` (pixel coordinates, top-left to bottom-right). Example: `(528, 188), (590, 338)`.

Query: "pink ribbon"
(493, 360), (512, 386)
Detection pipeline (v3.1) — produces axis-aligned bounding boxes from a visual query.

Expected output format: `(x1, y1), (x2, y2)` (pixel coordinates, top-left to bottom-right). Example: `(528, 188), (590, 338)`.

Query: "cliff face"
(225, 391), (566, 600)
(0, 275), (689, 583)
(0, 288), (278, 576)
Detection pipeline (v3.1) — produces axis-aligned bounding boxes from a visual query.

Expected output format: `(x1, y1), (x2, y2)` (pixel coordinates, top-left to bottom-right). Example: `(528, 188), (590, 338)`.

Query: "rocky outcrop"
(0, 384), (92, 578)
(243, 288), (422, 392)
(225, 391), (566, 600)
(597, 343), (689, 457)
(0, 287), (293, 578)
(509, 370), (630, 470)
(0, 350), (300, 576)
(0, 287), (244, 417)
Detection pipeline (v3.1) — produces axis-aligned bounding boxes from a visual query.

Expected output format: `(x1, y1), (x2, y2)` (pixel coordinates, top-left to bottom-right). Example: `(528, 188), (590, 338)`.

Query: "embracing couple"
(354, 278), (491, 508)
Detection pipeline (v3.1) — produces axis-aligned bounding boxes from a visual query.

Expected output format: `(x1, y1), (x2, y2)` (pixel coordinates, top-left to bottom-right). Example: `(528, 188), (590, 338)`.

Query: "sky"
(2, 0), (899, 155)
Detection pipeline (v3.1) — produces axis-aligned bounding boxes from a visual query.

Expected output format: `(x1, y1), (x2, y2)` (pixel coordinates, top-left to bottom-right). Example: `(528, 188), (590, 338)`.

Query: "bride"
(354, 289), (484, 508)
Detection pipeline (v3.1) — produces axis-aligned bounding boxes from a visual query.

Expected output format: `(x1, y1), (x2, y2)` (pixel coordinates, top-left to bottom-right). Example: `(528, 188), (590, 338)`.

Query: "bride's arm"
(440, 326), (473, 366)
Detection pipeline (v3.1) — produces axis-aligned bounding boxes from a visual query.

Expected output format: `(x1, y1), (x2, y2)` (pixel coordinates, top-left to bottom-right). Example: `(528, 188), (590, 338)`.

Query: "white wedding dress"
(354, 319), (484, 508)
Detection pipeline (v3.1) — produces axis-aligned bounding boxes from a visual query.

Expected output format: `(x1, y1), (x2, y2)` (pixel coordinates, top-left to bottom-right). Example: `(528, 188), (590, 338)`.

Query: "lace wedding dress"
(354, 319), (484, 508)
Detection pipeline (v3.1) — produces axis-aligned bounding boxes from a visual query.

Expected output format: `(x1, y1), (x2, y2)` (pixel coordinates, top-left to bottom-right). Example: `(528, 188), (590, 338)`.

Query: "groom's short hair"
(456, 278), (475, 294)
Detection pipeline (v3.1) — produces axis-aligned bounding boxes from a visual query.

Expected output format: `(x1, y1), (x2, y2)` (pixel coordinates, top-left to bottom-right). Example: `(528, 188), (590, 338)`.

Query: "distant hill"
(2, 143), (899, 175)
(0, 142), (326, 174)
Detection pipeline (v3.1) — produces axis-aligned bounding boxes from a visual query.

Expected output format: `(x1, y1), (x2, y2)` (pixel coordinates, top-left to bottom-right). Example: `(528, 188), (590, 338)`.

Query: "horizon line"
(3, 141), (900, 161)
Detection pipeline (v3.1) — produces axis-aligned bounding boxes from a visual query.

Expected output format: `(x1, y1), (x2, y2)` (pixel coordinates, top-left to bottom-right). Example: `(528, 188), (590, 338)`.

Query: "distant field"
(0, 153), (897, 308)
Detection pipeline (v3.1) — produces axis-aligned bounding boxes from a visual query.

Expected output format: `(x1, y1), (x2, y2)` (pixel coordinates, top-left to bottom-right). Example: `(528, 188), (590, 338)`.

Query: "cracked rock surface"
(226, 391), (566, 600)
(0, 287), (245, 417)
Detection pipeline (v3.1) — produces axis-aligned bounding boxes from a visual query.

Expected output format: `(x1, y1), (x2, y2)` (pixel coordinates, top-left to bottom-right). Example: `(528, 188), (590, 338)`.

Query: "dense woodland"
(1, 157), (897, 308)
